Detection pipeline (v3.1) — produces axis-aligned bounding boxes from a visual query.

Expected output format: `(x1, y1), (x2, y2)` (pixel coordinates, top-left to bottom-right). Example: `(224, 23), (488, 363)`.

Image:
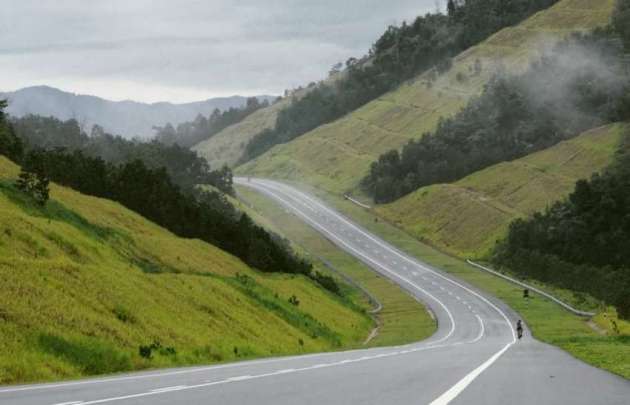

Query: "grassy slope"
(192, 98), (289, 169)
(234, 185), (436, 347)
(377, 124), (627, 258)
(193, 74), (345, 169)
(284, 184), (630, 379)
(0, 156), (372, 384)
(238, 0), (615, 195)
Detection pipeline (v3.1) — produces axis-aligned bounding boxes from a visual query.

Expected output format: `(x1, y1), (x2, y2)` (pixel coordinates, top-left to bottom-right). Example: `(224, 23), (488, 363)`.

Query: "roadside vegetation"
(5, 104), (342, 288)
(234, 186), (436, 347)
(0, 155), (372, 384)
(495, 130), (630, 318)
(297, 185), (630, 379)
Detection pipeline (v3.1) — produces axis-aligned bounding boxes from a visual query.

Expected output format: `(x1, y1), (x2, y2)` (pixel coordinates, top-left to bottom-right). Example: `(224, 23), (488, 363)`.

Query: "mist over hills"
(0, 85), (275, 139)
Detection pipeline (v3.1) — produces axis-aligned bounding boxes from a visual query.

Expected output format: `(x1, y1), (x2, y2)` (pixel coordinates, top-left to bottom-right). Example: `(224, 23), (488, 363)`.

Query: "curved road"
(1, 178), (628, 404)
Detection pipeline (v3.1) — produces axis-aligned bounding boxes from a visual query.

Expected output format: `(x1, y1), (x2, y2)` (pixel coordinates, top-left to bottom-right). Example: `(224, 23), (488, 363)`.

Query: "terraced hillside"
(0, 156), (372, 384)
(376, 124), (627, 258)
(238, 0), (615, 195)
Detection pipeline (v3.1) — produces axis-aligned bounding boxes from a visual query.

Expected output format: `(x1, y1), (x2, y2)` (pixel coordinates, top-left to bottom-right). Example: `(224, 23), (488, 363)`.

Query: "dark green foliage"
(153, 97), (270, 148)
(288, 295), (300, 306)
(613, 0), (630, 50)
(241, 0), (559, 162)
(0, 100), (23, 162)
(39, 334), (132, 374)
(138, 340), (176, 359)
(138, 345), (152, 359)
(15, 169), (49, 206)
(113, 305), (136, 324)
(228, 275), (341, 345)
(15, 150), (50, 206)
(494, 135), (630, 318)
(19, 148), (312, 276)
(311, 271), (341, 295)
(11, 115), (233, 194)
(363, 34), (630, 203)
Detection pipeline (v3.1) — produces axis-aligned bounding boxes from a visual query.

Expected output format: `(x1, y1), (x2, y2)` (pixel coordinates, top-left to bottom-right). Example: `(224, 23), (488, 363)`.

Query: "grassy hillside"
(376, 123), (627, 258)
(192, 98), (288, 168)
(193, 75), (344, 169)
(0, 156), (372, 384)
(238, 0), (615, 194)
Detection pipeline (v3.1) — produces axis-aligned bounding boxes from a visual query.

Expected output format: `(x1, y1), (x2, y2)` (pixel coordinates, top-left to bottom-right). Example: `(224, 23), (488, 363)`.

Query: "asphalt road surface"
(1, 178), (628, 405)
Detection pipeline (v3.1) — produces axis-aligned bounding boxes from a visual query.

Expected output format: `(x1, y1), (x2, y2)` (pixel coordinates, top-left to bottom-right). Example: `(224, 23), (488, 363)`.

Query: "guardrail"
(466, 260), (595, 317)
(343, 195), (371, 209)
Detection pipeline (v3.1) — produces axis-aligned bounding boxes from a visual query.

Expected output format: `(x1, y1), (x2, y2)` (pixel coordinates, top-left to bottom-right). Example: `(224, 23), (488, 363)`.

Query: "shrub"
(15, 169), (49, 206)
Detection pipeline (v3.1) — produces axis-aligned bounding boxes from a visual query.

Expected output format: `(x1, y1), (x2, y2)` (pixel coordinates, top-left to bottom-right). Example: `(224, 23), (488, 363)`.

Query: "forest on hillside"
(1, 105), (342, 293)
(494, 132), (630, 319)
(240, 0), (560, 163)
(152, 96), (271, 148)
(362, 32), (630, 203)
(12, 115), (232, 194)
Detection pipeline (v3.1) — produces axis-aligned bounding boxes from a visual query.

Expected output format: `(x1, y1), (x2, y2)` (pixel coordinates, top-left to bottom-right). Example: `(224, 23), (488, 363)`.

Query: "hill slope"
(193, 74), (347, 168)
(192, 96), (291, 168)
(0, 156), (371, 384)
(1, 86), (275, 139)
(376, 123), (627, 258)
(238, 0), (615, 194)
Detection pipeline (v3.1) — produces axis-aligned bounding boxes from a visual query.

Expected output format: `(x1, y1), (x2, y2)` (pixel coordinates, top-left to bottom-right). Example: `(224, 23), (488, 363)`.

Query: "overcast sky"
(0, 1), (438, 103)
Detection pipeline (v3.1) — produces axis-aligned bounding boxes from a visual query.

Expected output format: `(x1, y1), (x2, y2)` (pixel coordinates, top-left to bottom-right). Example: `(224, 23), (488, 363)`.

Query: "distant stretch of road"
(1, 178), (628, 404)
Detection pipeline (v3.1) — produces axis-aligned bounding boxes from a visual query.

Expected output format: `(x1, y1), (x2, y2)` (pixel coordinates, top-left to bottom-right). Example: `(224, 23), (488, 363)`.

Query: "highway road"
(1, 178), (628, 405)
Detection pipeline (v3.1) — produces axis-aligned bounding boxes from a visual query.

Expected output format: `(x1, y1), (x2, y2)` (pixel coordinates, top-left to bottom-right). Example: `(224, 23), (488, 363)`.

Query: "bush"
(15, 169), (49, 206)
(311, 271), (340, 295)
(39, 334), (132, 375)
(288, 295), (300, 306)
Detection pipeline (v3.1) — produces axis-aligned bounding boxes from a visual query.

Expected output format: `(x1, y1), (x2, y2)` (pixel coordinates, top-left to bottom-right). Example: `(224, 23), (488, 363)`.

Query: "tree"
(447, 0), (457, 17)
(15, 168), (49, 206)
(0, 100), (23, 162)
(613, 0), (630, 50)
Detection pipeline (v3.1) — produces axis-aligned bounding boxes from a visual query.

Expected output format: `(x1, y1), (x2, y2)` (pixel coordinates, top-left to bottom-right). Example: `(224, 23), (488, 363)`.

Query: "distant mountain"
(0, 86), (276, 139)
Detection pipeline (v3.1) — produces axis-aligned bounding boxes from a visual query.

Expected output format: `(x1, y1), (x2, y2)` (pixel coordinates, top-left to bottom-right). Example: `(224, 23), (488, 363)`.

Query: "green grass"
(238, 0), (616, 195)
(235, 185), (436, 347)
(377, 124), (627, 258)
(0, 156), (372, 385)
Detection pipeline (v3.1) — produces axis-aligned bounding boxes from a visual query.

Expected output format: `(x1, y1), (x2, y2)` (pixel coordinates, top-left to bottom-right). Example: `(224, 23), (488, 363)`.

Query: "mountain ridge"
(1, 85), (276, 139)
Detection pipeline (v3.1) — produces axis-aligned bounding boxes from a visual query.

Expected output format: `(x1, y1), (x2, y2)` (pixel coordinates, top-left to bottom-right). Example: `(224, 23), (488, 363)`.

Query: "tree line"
(494, 133), (630, 319)
(241, 0), (560, 163)
(362, 32), (630, 203)
(153, 96), (271, 149)
(1, 104), (340, 293)
(12, 115), (232, 194)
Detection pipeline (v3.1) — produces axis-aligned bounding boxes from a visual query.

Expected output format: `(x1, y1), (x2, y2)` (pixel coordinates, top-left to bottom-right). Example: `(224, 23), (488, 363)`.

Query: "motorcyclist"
(516, 320), (523, 339)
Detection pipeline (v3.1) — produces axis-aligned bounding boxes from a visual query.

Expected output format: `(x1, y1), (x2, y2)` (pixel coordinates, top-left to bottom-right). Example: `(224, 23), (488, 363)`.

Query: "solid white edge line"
(429, 343), (511, 405)
(247, 179), (518, 403)
(239, 180), (456, 344)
